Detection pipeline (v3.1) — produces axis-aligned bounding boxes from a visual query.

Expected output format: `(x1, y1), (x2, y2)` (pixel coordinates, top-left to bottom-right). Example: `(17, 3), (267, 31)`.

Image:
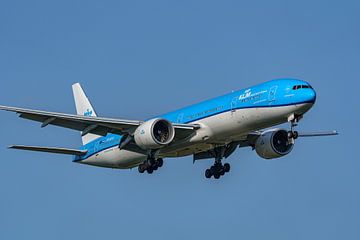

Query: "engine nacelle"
(255, 129), (294, 160)
(134, 118), (175, 150)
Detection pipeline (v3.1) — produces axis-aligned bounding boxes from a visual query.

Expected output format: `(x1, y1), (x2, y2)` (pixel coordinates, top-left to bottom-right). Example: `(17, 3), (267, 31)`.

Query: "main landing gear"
(205, 146), (231, 180)
(205, 162), (231, 179)
(138, 158), (164, 174)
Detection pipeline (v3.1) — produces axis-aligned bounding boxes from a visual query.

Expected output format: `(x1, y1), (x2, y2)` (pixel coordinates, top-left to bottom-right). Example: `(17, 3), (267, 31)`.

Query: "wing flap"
(9, 145), (87, 156)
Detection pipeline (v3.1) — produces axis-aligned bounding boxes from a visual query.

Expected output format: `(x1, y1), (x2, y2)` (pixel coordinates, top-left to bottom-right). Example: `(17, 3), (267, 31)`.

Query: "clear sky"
(0, 0), (359, 239)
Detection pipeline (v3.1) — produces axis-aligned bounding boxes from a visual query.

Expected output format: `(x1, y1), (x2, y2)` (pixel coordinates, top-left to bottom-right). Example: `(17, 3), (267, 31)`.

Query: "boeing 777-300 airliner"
(0, 79), (338, 179)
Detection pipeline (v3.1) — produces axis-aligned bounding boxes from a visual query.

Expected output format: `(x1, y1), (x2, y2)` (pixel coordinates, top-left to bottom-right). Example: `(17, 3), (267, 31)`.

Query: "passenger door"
(231, 97), (238, 114)
(268, 86), (278, 103)
(94, 141), (101, 158)
(176, 113), (184, 123)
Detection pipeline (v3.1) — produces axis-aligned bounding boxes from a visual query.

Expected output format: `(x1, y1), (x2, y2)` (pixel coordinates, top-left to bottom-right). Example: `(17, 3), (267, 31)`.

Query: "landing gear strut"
(205, 147), (231, 180)
(138, 158), (164, 174)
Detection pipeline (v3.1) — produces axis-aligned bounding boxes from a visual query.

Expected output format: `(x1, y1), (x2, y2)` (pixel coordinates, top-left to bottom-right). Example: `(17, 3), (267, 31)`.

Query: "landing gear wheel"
(205, 169), (212, 179)
(147, 158), (155, 166)
(293, 131), (299, 139)
(147, 168), (154, 174)
(220, 169), (225, 176)
(210, 166), (216, 174)
(223, 163), (230, 173)
(288, 131), (299, 140)
(156, 158), (164, 168)
(138, 164), (146, 174)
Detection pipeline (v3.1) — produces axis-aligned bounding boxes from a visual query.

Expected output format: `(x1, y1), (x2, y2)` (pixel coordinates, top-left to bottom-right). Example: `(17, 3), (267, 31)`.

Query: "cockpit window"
(293, 84), (312, 90)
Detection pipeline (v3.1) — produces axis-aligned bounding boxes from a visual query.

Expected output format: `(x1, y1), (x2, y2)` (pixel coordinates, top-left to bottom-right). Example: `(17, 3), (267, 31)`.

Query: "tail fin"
(72, 83), (102, 145)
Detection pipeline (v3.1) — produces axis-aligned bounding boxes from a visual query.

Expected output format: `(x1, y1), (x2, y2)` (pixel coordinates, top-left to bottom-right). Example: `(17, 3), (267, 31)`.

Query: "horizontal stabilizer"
(9, 145), (87, 156)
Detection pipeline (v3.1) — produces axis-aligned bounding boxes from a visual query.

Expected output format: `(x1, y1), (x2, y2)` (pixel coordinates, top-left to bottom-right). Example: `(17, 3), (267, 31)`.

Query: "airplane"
(0, 78), (338, 179)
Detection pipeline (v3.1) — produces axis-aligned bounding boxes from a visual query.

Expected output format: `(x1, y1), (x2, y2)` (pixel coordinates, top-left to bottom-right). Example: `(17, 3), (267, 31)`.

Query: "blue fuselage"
(75, 78), (316, 162)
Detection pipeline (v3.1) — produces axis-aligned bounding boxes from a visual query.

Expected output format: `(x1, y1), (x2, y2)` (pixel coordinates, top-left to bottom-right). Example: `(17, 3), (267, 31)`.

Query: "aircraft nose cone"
(307, 89), (317, 103)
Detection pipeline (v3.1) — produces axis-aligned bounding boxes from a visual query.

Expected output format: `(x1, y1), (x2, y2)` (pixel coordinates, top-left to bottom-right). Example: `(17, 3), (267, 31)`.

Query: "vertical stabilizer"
(72, 83), (102, 145)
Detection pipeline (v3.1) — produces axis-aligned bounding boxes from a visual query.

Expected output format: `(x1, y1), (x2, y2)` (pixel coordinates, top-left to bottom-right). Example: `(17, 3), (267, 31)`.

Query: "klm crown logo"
(84, 109), (93, 117)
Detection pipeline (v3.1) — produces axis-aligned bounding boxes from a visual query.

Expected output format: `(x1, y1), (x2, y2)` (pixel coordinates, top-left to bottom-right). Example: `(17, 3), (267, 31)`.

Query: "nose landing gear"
(288, 130), (299, 140)
(288, 114), (302, 143)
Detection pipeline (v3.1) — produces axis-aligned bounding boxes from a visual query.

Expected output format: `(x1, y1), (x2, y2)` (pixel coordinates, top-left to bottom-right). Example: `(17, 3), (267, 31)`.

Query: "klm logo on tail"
(84, 109), (93, 117)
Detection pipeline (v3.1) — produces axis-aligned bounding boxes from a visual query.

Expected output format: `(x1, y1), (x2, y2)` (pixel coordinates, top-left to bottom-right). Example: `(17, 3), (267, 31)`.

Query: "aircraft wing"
(238, 130), (339, 148)
(9, 145), (87, 156)
(0, 105), (198, 138)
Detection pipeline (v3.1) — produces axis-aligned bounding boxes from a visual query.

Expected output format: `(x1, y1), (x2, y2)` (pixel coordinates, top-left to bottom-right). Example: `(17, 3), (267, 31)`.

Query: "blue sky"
(0, 0), (359, 239)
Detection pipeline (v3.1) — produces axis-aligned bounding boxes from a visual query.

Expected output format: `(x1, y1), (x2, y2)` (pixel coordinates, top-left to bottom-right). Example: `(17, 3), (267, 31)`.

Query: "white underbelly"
(80, 103), (312, 169)
(186, 104), (306, 142)
(162, 103), (312, 157)
(80, 147), (147, 169)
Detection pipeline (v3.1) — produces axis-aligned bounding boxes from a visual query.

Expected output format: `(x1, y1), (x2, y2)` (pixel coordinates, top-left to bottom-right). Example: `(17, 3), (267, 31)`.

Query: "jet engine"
(134, 118), (175, 150)
(255, 129), (294, 159)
